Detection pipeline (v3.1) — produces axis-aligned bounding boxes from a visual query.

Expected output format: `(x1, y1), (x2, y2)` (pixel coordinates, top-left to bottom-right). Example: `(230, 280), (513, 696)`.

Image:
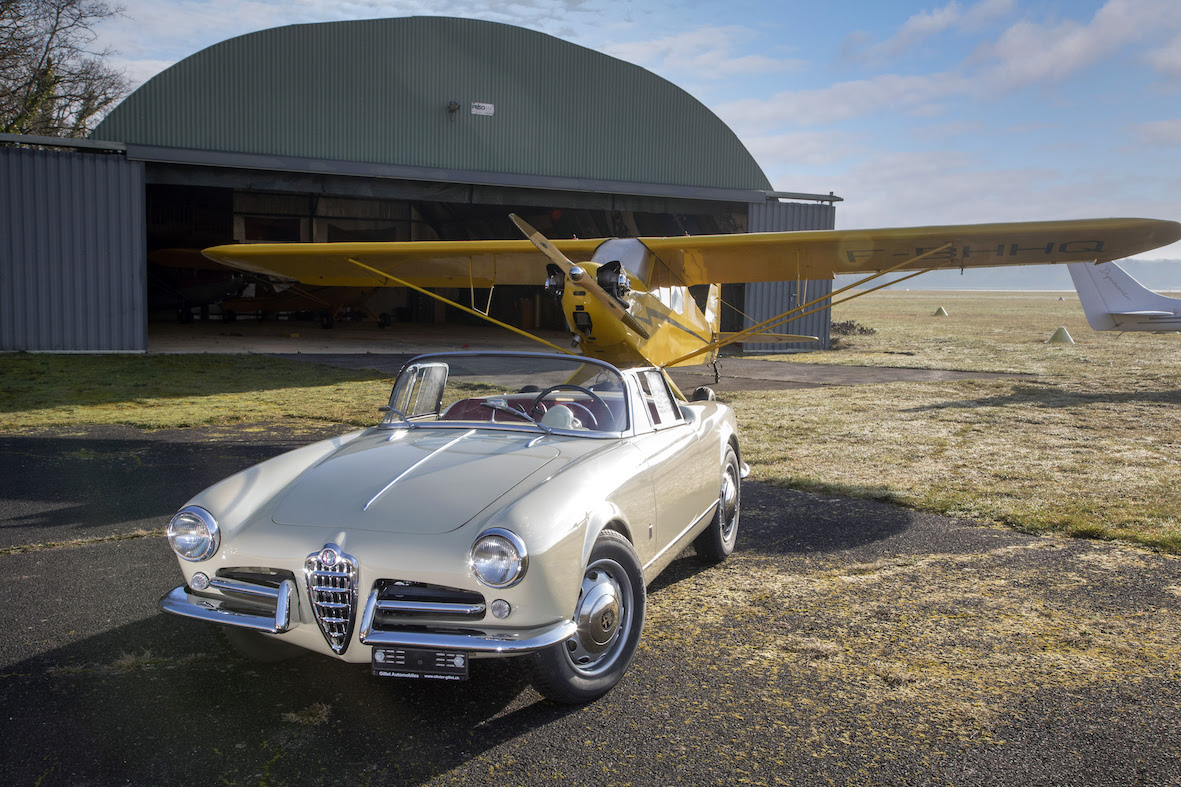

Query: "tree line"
(1, 0), (129, 138)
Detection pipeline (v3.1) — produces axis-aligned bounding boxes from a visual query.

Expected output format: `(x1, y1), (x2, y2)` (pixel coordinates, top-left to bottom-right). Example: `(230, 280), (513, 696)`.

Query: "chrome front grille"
(372, 580), (486, 621)
(304, 544), (358, 655)
(358, 580), (488, 645)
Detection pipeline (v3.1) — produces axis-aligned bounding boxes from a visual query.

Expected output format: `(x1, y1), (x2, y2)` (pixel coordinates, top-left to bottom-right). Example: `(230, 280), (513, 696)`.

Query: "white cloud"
(599, 26), (807, 80)
(1130, 117), (1181, 146)
(909, 121), (976, 141)
(973, 0), (1181, 90)
(744, 130), (866, 169)
(717, 71), (968, 135)
(849, 0), (1015, 64)
(790, 147), (1181, 262)
(960, 0), (1016, 29)
(1145, 31), (1181, 77)
(859, 2), (964, 62)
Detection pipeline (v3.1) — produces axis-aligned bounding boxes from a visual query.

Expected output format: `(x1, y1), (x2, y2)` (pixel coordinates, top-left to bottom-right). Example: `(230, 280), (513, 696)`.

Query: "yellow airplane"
(203, 215), (1181, 369)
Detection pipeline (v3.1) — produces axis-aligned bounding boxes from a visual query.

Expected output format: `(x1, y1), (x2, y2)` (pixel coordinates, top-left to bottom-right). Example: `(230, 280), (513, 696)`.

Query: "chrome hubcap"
(576, 577), (621, 654)
(565, 558), (631, 675)
(720, 465), (739, 542)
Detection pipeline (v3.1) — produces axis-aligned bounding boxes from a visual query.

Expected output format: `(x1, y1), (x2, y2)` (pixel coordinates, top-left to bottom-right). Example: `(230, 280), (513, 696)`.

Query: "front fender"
(476, 443), (653, 625)
(185, 429), (366, 542)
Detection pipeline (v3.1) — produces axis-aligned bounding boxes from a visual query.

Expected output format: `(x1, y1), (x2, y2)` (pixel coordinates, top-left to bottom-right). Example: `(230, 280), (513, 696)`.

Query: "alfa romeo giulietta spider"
(159, 351), (742, 703)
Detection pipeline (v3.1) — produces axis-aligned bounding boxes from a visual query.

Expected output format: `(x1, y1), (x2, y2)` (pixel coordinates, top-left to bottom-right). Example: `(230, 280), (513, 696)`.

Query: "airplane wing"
(642, 218), (1181, 285)
(203, 217), (1181, 288)
(202, 239), (603, 287)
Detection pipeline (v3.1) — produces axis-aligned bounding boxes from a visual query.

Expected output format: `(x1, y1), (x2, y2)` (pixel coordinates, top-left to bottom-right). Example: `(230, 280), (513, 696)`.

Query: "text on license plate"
(371, 647), (469, 681)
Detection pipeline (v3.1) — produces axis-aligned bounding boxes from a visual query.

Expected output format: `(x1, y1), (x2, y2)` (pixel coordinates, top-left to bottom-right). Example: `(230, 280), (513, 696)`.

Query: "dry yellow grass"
(1, 291), (1177, 549)
(738, 290), (1181, 551)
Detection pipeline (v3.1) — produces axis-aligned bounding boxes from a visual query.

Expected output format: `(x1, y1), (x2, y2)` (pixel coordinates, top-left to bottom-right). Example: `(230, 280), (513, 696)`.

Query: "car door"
(629, 370), (716, 549)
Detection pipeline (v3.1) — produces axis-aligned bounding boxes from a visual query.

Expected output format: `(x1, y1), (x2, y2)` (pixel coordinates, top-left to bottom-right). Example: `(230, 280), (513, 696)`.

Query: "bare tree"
(1, 0), (129, 137)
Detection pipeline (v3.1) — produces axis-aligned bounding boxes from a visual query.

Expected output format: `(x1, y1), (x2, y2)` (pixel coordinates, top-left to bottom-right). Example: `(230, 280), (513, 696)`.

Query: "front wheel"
(694, 445), (741, 564)
(529, 530), (646, 704)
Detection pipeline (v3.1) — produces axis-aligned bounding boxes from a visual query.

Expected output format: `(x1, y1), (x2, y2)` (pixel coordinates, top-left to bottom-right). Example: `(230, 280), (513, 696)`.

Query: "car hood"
(270, 428), (560, 534)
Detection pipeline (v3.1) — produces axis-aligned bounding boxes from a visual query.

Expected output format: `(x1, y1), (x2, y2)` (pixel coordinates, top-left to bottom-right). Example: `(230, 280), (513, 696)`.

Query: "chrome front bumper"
(159, 580), (299, 634)
(159, 584), (577, 655)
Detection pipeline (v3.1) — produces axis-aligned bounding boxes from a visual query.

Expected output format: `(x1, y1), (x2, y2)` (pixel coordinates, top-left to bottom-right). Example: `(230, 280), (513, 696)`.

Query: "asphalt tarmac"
(3, 417), (1180, 786)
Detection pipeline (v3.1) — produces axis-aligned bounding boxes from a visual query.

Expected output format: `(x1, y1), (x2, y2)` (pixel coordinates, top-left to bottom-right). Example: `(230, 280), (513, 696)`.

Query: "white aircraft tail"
(1067, 261), (1181, 331)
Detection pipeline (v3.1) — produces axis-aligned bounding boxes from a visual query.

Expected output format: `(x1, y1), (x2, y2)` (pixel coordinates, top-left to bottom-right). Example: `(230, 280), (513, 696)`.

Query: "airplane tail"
(1067, 261), (1181, 331)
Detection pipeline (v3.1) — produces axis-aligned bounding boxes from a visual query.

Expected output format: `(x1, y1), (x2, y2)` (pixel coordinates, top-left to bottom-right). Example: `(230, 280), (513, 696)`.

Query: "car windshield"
(382, 353), (629, 436)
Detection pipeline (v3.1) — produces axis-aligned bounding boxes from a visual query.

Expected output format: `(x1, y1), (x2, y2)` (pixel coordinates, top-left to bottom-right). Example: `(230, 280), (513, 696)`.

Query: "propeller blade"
(510, 214), (650, 339)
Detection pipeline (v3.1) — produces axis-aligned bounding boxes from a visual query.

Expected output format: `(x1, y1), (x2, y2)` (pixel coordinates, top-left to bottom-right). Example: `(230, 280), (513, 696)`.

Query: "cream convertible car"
(160, 352), (743, 703)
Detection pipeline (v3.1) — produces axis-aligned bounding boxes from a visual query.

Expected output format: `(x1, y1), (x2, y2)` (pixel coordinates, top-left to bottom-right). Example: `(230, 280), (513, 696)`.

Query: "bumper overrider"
(158, 582), (577, 656)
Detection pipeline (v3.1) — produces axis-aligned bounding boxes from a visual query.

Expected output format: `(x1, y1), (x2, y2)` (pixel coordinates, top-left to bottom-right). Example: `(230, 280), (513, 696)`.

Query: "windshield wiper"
(479, 401), (554, 444)
(378, 405), (415, 429)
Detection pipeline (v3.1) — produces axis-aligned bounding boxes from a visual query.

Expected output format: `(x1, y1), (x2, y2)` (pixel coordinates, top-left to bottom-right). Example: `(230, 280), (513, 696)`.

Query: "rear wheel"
(529, 530), (645, 704)
(694, 446), (741, 564)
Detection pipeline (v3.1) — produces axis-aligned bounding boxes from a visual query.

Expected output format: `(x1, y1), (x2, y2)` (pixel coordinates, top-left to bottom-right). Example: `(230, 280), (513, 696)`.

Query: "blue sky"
(92, 0), (1181, 284)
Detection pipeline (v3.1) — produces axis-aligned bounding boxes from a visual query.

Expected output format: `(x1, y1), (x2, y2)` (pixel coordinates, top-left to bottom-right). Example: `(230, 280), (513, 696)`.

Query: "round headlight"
(470, 529), (527, 588)
(167, 506), (220, 562)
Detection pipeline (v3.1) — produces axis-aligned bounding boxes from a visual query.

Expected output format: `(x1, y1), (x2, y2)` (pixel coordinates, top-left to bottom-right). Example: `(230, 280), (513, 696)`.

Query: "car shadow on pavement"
(1, 608), (585, 786)
(0, 481), (919, 786)
(3, 481), (1181, 786)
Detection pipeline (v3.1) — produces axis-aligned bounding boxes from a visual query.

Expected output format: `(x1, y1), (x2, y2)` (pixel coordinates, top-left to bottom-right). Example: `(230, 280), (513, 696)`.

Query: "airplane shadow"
(903, 383), (1181, 412)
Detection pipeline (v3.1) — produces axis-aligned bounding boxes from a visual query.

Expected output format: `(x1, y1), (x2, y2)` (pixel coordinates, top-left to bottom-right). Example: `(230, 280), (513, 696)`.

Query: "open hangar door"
(144, 180), (753, 337)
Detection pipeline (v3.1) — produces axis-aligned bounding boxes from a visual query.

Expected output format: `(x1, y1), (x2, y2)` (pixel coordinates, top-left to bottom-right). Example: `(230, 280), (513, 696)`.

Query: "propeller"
(510, 214), (650, 339)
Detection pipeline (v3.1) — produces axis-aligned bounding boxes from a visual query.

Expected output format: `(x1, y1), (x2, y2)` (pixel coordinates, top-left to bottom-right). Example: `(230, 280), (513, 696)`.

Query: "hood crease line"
(362, 429), (476, 512)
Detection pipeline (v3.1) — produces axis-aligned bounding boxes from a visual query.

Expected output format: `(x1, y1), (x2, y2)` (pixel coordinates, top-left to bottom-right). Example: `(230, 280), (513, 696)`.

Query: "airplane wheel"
(320, 311), (334, 329)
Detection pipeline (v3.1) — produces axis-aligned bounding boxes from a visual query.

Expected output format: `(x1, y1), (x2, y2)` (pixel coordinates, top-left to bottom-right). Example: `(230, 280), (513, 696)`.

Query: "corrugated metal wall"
(94, 17), (772, 192)
(742, 201), (836, 352)
(1, 147), (146, 351)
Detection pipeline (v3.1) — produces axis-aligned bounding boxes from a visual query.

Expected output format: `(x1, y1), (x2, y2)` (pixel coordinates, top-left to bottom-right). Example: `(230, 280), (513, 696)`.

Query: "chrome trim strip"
(364, 429), (475, 511)
(642, 500), (718, 573)
(158, 585), (300, 635)
(375, 599), (486, 615)
(209, 577), (281, 600)
(361, 618), (579, 655)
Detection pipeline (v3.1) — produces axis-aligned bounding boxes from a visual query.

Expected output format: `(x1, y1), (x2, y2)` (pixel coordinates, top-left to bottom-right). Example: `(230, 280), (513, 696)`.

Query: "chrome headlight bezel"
(469, 528), (528, 589)
(167, 505), (220, 562)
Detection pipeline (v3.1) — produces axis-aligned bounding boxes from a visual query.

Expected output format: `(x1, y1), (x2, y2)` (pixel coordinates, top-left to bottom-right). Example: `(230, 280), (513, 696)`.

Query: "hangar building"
(0, 16), (838, 353)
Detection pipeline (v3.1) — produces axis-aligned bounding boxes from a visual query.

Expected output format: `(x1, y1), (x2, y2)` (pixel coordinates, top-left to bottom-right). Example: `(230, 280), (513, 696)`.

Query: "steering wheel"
(529, 384), (609, 430)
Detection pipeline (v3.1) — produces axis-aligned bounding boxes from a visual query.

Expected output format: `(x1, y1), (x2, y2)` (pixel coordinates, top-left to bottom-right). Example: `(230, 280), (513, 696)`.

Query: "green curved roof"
(94, 17), (771, 191)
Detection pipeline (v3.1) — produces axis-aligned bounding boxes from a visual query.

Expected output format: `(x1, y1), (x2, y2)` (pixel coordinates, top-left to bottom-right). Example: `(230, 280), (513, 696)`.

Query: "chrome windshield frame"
(381, 352), (635, 439)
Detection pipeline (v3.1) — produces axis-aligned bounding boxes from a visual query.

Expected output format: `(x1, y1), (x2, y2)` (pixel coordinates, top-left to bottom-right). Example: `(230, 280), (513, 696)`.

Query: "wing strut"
(344, 257), (577, 356)
(662, 243), (954, 367)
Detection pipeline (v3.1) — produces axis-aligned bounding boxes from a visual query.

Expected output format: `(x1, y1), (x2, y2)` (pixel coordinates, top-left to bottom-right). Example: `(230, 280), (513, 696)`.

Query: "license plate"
(371, 647), (469, 681)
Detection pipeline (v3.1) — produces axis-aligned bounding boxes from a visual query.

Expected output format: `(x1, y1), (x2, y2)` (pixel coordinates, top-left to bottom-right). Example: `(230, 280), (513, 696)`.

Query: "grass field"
(737, 290), (1181, 552)
(1, 291), (1178, 551)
